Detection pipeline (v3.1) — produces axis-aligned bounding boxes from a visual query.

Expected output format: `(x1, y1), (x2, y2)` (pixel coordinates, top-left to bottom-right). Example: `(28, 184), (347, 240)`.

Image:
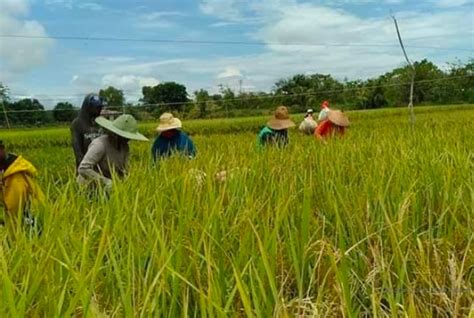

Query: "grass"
(0, 106), (473, 317)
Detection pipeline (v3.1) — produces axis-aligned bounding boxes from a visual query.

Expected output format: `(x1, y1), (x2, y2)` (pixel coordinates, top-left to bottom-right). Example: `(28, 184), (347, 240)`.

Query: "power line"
(6, 64), (407, 100)
(0, 34), (472, 52)
(2, 75), (471, 114)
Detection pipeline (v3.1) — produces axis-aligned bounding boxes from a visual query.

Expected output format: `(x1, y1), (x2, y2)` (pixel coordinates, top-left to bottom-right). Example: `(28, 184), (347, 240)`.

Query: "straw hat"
(95, 114), (148, 141)
(327, 110), (350, 127)
(267, 106), (295, 130)
(156, 113), (182, 132)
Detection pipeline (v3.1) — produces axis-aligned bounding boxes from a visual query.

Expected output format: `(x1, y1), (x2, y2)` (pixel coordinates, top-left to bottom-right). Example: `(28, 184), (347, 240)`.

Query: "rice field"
(1, 106), (473, 317)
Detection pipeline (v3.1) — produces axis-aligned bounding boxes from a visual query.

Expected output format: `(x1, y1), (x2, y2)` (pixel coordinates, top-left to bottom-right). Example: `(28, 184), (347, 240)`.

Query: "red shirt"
(315, 119), (345, 138)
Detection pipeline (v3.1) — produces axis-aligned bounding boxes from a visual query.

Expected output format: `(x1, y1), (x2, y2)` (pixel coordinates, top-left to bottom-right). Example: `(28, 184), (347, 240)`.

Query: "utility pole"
(1, 102), (10, 129)
(392, 14), (416, 125)
(239, 79), (243, 109)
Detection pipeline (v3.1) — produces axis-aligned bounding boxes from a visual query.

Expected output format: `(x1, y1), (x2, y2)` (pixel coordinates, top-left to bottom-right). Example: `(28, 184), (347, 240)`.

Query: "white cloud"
(9, 0), (472, 106)
(200, 0), (243, 21)
(134, 11), (187, 29)
(44, 0), (104, 10)
(217, 66), (243, 79)
(101, 74), (160, 99)
(0, 0), (54, 74)
(76, 2), (104, 11)
(44, 0), (74, 9)
(1, 0), (29, 15)
(432, 0), (473, 8)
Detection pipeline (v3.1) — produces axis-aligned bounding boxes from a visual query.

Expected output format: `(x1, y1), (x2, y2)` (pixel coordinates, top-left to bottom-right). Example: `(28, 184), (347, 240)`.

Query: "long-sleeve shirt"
(71, 94), (103, 168)
(257, 126), (289, 147)
(315, 119), (345, 138)
(78, 135), (129, 185)
(152, 131), (196, 161)
(0, 155), (44, 219)
(318, 108), (330, 121)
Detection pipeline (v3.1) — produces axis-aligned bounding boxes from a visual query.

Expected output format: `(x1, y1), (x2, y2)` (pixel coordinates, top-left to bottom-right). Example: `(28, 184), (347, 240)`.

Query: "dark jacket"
(257, 126), (289, 147)
(152, 131), (196, 161)
(70, 94), (104, 168)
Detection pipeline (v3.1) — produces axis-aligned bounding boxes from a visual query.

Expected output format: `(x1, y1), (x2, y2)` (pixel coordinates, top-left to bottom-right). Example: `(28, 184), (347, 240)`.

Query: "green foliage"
(141, 82), (189, 115)
(3, 98), (50, 127)
(1, 59), (473, 128)
(194, 89), (210, 118)
(53, 102), (77, 123)
(1, 107), (472, 316)
(99, 86), (125, 107)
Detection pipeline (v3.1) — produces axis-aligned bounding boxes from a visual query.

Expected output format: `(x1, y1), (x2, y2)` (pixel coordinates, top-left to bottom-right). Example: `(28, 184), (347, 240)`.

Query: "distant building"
(100, 109), (122, 120)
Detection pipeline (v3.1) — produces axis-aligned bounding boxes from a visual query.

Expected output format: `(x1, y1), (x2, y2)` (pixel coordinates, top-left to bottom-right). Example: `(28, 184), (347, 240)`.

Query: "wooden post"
(1, 102), (10, 129)
(392, 15), (416, 125)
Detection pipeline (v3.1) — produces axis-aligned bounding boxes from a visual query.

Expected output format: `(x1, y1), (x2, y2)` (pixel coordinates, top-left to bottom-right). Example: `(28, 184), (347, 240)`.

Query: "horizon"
(1, 0), (473, 108)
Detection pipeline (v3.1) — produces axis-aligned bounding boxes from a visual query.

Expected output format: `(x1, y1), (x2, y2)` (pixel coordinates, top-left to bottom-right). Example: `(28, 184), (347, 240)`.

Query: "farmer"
(71, 93), (106, 169)
(299, 108), (317, 135)
(318, 100), (331, 122)
(0, 140), (44, 230)
(258, 106), (295, 147)
(152, 113), (196, 161)
(315, 110), (350, 141)
(304, 109), (314, 118)
(77, 114), (148, 192)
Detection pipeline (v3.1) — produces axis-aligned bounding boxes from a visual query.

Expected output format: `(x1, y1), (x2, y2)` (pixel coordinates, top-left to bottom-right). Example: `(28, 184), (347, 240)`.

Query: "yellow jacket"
(0, 156), (45, 217)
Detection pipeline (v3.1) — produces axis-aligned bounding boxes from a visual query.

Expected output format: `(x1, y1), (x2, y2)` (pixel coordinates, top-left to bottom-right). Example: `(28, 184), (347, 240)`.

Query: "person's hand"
(103, 178), (113, 193)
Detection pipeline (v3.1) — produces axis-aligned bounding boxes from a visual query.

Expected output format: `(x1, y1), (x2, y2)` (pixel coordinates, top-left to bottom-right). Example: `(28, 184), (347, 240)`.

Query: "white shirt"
(318, 108), (330, 121)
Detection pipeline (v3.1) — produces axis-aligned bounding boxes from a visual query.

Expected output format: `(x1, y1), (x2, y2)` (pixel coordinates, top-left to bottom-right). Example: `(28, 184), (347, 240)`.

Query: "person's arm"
(186, 136), (196, 159)
(78, 140), (110, 185)
(318, 111), (324, 121)
(71, 123), (85, 168)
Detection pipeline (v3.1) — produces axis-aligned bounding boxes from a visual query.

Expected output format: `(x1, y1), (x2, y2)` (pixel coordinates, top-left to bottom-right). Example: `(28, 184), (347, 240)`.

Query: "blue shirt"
(152, 130), (196, 161)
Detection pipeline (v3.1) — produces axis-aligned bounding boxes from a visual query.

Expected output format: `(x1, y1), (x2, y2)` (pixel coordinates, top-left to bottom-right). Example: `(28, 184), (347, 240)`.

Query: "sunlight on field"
(1, 106), (473, 316)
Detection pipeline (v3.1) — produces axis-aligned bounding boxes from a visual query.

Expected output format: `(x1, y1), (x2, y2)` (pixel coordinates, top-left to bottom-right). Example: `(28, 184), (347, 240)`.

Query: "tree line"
(0, 58), (472, 127)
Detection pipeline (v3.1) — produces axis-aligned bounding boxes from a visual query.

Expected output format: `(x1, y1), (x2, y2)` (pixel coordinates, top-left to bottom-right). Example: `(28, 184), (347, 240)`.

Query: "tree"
(383, 59), (443, 106)
(8, 99), (48, 126)
(194, 89), (210, 118)
(141, 82), (189, 114)
(99, 86), (125, 107)
(53, 102), (77, 122)
(219, 85), (238, 116)
(274, 73), (344, 111)
(0, 83), (10, 128)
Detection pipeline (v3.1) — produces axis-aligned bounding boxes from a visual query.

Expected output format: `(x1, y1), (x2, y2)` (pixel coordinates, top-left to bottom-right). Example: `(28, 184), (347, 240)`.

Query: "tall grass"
(1, 107), (473, 317)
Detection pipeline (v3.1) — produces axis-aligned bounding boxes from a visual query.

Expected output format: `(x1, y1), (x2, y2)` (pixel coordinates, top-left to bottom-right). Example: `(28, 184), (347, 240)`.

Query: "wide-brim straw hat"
(156, 112), (182, 132)
(96, 115), (148, 141)
(267, 106), (295, 130)
(327, 110), (350, 127)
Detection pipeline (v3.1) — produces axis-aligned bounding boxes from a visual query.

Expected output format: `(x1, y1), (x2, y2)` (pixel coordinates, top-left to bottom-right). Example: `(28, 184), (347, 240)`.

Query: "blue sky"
(0, 0), (473, 107)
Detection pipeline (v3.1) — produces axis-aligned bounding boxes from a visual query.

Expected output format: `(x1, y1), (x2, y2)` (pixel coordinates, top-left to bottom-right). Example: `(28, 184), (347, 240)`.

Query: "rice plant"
(1, 106), (473, 317)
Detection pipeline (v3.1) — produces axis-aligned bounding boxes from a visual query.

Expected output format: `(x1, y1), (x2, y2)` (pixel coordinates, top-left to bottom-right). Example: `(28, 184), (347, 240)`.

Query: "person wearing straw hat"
(314, 110), (350, 141)
(0, 140), (44, 232)
(304, 108), (314, 119)
(318, 100), (331, 122)
(257, 106), (295, 147)
(299, 108), (317, 135)
(152, 113), (196, 161)
(77, 114), (148, 192)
